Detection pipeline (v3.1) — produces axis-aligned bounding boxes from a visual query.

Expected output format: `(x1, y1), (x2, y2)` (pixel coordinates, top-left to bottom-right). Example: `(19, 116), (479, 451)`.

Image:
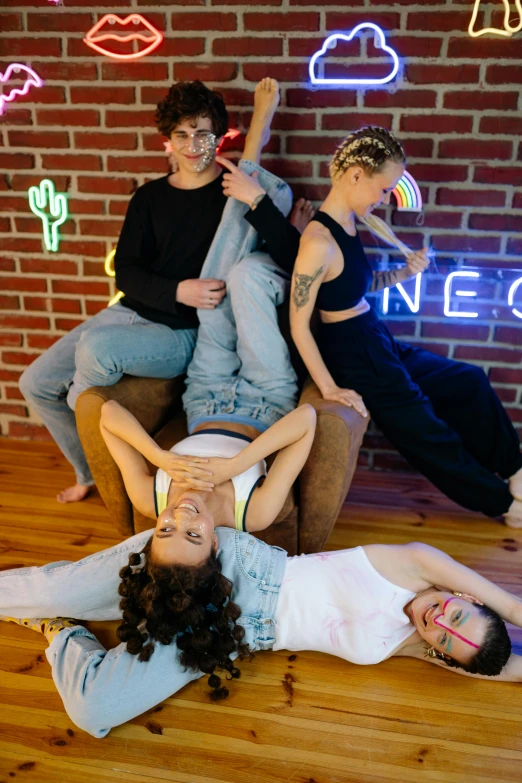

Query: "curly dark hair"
(116, 536), (250, 701)
(154, 80), (229, 139)
(329, 125), (406, 183)
(434, 604), (511, 676)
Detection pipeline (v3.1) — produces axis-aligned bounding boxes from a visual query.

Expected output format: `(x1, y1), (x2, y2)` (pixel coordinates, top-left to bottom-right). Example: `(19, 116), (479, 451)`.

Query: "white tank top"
(274, 547), (417, 665)
(154, 429), (266, 531)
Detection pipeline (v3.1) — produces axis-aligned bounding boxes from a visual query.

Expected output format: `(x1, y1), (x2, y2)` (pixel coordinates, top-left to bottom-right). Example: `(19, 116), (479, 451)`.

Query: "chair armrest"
(297, 379), (368, 553)
(75, 376), (184, 537)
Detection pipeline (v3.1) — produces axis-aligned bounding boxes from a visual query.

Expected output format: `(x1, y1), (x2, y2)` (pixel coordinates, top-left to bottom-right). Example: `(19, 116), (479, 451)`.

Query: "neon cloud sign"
(104, 248), (124, 306)
(0, 64), (44, 115)
(28, 179), (68, 253)
(84, 14), (163, 60)
(392, 171), (422, 212)
(309, 24), (400, 86)
(469, 0), (522, 37)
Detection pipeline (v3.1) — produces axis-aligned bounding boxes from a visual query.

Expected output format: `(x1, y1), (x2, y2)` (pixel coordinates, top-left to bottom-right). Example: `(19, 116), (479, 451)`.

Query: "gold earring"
(453, 591), (462, 597)
(427, 647), (438, 658)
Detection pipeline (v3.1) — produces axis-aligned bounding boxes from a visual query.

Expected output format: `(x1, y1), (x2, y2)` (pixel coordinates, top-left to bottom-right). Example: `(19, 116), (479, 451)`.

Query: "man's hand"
(176, 278), (226, 309)
(216, 155), (266, 207)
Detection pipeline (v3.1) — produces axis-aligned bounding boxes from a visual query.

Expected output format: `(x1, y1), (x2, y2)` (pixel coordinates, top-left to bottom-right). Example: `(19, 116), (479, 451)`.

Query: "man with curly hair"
(19, 78), (313, 506)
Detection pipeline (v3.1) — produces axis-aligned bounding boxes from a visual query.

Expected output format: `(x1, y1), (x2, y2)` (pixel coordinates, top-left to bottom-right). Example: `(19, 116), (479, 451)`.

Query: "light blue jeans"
(19, 303), (197, 485)
(183, 160), (298, 432)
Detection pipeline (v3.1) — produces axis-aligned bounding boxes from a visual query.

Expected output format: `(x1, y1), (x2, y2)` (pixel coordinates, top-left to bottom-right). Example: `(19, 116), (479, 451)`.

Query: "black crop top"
(313, 211), (373, 311)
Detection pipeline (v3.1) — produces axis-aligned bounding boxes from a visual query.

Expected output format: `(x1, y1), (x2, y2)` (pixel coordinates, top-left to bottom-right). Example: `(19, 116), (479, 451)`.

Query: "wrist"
(250, 192), (265, 211)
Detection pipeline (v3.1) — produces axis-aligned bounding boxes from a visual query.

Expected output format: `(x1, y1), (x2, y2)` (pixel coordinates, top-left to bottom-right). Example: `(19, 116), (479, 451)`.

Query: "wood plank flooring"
(1, 439), (522, 783)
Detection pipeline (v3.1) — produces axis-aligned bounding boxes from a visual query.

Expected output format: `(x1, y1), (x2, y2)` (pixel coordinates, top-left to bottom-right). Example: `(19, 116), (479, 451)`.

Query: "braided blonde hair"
(330, 126), (411, 258)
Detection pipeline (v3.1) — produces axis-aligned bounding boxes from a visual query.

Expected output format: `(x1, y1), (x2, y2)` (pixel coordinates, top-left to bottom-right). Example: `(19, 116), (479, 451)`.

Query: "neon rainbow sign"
(84, 14), (163, 60)
(469, 0), (522, 37)
(392, 171), (422, 212)
(309, 24), (400, 86)
(28, 179), (68, 253)
(0, 64), (44, 115)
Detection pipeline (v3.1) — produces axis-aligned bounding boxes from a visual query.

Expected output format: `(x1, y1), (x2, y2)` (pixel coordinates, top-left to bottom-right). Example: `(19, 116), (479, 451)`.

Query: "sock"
(0, 615), (82, 644)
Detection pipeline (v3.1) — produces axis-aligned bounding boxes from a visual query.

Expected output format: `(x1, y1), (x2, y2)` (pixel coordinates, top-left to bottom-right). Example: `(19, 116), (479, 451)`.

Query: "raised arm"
(99, 401), (213, 518)
(290, 233), (367, 417)
(414, 543), (522, 627)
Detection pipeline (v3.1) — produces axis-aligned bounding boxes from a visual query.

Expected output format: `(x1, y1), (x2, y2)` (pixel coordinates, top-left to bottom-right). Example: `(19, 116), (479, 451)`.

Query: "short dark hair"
(155, 80), (228, 139)
(441, 604), (511, 676)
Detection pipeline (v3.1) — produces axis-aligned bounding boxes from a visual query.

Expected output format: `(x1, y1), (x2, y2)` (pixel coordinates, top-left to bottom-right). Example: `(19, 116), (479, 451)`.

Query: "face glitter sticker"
(0, 64), (44, 115)
(28, 179), (68, 253)
(309, 24), (400, 86)
(469, 0), (522, 37)
(84, 14), (163, 61)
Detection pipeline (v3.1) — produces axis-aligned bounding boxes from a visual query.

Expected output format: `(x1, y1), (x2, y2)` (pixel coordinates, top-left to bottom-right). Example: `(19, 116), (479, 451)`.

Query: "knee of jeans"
(65, 693), (109, 738)
(75, 328), (112, 372)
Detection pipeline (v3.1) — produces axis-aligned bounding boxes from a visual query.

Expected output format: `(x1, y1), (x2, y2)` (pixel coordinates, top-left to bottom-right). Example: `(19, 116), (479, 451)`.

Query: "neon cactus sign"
(469, 0), (522, 37)
(84, 14), (163, 60)
(0, 64), (44, 115)
(392, 171), (422, 212)
(28, 179), (68, 253)
(309, 24), (400, 86)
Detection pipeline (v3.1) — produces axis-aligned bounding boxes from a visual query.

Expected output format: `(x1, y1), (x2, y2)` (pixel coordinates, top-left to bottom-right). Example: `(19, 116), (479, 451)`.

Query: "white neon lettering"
(508, 276), (522, 320)
(382, 273), (421, 314)
(444, 271), (480, 318)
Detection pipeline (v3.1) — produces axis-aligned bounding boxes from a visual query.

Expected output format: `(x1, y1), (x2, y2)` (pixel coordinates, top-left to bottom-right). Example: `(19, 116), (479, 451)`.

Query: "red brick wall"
(0, 1), (521, 471)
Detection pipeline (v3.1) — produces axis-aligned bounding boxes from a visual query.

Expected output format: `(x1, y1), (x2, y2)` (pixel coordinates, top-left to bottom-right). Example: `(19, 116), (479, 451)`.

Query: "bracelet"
(250, 193), (265, 210)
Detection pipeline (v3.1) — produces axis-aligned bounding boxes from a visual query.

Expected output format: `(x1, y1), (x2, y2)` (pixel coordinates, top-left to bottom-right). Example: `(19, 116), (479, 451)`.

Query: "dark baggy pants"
(318, 309), (522, 517)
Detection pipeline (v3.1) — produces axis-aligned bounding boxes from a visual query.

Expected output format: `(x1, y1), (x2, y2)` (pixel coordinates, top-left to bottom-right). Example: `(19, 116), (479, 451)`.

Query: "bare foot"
(251, 77), (280, 148)
(504, 497), (522, 528)
(289, 198), (316, 234)
(57, 483), (92, 504)
(509, 466), (522, 501)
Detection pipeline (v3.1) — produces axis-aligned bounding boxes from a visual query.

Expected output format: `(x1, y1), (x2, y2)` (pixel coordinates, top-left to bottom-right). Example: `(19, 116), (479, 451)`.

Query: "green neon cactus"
(28, 178), (68, 253)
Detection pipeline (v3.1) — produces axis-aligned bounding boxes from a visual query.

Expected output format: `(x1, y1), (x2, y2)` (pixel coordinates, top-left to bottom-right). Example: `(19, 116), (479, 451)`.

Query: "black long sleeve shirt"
(115, 174), (300, 330)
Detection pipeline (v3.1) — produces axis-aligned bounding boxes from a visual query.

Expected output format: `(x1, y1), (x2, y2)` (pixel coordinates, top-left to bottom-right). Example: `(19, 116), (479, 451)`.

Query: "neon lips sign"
(380, 268), (522, 322)
(84, 14), (163, 60)
(0, 64), (43, 115)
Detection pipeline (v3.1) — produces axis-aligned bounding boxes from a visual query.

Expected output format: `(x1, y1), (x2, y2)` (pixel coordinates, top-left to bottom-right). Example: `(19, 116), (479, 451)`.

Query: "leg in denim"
(67, 314), (196, 411)
(184, 160), (297, 429)
(0, 529), (196, 738)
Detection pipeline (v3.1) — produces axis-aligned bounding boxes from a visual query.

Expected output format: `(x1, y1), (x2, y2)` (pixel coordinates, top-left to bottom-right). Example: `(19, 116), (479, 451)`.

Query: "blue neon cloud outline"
(309, 23), (400, 86)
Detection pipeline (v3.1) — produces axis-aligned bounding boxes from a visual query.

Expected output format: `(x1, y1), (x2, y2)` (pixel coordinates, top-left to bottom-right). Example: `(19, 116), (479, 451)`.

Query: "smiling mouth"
(84, 14), (163, 61)
(176, 500), (199, 513)
(423, 604), (438, 626)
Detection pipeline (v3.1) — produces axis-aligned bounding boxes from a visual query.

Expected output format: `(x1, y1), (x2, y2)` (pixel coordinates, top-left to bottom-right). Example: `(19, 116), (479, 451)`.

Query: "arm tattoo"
(292, 266), (324, 310)
(369, 268), (403, 293)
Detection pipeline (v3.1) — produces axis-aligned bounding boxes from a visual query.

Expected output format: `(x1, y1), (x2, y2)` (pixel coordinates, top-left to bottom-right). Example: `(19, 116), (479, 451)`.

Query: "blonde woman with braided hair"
(290, 126), (522, 527)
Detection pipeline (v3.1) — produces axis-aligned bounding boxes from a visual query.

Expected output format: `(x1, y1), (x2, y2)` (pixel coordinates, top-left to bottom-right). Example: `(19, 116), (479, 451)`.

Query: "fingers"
(216, 155), (237, 172)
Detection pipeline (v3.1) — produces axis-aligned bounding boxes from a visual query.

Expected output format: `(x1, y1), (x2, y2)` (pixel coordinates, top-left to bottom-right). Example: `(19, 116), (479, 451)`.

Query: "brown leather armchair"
(76, 373), (367, 556)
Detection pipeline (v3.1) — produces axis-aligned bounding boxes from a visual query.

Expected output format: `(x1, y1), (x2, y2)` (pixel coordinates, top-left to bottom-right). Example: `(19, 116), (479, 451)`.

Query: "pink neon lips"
(0, 64), (44, 115)
(83, 14), (163, 61)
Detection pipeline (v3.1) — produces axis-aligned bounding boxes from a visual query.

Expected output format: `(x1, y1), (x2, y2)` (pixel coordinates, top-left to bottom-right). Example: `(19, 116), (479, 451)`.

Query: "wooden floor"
(1, 441), (522, 783)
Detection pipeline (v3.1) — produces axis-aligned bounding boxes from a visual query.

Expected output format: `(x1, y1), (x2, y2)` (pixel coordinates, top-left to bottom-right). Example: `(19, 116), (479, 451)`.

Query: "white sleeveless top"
(154, 429), (266, 531)
(274, 547), (417, 664)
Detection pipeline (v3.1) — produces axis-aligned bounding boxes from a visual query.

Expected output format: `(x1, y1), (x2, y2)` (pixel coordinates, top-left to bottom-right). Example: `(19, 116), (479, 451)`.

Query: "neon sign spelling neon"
(383, 273), (422, 315)
(444, 271), (480, 318)
(309, 25), (400, 86)
(104, 248), (124, 306)
(469, 0), (522, 37)
(392, 171), (422, 212)
(28, 179), (68, 253)
(508, 277), (522, 320)
(0, 64), (44, 115)
(84, 14), (163, 61)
